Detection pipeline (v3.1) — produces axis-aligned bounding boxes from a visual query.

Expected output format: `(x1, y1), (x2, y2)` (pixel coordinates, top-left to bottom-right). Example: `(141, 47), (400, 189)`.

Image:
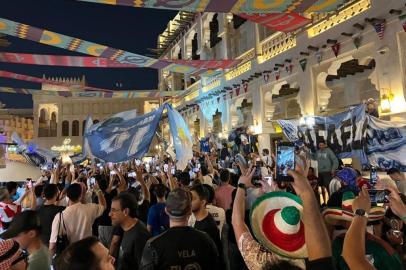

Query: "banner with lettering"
(238, 13), (311, 32)
(278, 105), (406, 171)
(366, 116), (406, 171)
(277, 105), (367, 159)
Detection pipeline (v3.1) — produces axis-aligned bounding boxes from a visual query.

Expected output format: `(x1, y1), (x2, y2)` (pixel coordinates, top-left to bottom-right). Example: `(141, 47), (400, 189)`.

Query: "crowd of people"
(0, 135), (406, 270)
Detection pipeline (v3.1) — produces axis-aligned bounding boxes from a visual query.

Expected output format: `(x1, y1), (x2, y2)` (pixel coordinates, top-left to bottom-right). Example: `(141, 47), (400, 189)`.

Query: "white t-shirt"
(49, 203), (104, 244)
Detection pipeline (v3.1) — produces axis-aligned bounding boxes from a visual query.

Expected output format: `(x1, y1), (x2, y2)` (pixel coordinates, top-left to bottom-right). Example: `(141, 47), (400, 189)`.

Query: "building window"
(72, 120), (79, 136)
(192, 33), (200, 60)
(38, 108), (49, 137)
(62, 121), (69, 137)
(233, 14), (247, 29)
(50, 112), (57, 137)
(210, 14), (222, 48)
(82, 120), (86, 136)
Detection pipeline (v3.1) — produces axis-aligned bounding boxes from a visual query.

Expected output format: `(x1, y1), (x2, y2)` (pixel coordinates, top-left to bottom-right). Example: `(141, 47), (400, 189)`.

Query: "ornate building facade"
(33, 77), (159, 149)
(158, 0), (406, 152)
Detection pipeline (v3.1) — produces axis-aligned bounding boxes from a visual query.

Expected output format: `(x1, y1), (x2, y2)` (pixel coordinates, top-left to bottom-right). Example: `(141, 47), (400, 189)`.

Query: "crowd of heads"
(0, 136), (405, 270)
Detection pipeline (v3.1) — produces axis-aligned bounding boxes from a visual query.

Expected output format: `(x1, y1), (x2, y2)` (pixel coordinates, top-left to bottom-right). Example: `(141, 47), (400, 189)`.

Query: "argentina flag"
(167, 104), (193, 170)
(85, 106), (164, 163)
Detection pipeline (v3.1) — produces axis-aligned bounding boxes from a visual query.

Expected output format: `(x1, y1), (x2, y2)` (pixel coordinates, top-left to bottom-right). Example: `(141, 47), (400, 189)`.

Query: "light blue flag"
(85, 106), (164, 163)
(166, 104), (193, 170)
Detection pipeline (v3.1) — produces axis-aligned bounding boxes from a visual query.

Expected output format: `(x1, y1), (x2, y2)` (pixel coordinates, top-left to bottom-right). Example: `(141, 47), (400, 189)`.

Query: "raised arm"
(136, 166), (150, 202)
(342, 188), (376, 270)
(231, 166), (255, 241)
(288, 170), (332, 261)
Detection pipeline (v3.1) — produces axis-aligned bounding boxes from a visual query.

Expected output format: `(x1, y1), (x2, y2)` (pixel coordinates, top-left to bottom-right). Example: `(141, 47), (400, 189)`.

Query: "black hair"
(43, 184), (59, 200)
(178, 172), (191, 187)
(6, 181), (17, 194)
(219, 169), (230, 183)
(56, 236), (101, 270)
(387, 168), (401, 175)
(66, 183), (82, 202)
(190, 184), (208, 204)
(154, 183), (167, 199)
(200, 165), (209, 176)
(318, 139), (326, 144)
(262, 149), (269, 155)
(202, 184), (215, 204)
(34, 184), (44, 198)
(95, 175), (108, 192)
(112, 192), (138, 218)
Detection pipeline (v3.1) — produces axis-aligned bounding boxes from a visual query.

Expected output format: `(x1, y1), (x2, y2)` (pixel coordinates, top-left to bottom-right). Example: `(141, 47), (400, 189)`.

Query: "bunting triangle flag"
(217, 96), (220, 103)
(235, 86), (240, 96)
(275, 70), (281, 80)
(400, 14), (406, 32)
(373, 21), (385, 40)
(229, 90), (233, 99)
(299, 58), (307, 71)
(243, 83), (248, 93)
(353, 35), (362, 49)
(332, 43), (340, 57)
(315, 51), (323, 64)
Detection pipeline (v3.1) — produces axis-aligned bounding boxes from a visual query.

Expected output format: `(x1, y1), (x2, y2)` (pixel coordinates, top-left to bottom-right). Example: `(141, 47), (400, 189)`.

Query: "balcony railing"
(258, 32), (296, 64)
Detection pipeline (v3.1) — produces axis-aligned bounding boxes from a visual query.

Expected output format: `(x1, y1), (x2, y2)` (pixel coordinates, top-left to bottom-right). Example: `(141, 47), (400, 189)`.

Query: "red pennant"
(263, 73), (270, 83)
(243, 83), (248, 93)
(332, 43), (340, 57)
(275, 70), (281, 80)
(235, 86), (240, 96)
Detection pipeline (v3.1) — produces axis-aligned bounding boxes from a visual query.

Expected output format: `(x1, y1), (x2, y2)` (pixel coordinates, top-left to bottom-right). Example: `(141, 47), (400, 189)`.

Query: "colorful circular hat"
(250, 191), (308, 259)
(323, 191), (386, 225)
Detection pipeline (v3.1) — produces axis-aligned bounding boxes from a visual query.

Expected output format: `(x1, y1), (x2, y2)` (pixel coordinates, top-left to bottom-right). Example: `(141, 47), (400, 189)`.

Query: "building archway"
(38, 108), (49, 137)
(72, 120), (79, 136)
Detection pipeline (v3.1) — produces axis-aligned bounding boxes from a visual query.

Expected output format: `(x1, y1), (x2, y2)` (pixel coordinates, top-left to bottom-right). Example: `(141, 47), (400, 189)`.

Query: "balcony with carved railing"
(258, 32), (297, 64)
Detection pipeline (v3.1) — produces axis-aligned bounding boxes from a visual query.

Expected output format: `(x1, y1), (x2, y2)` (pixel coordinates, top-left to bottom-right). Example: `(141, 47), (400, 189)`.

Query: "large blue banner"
(366, 116), (406, 171)
(278, 105), (406, 171)
(278, 105), (367, 159)
(85, 106), (164, 163)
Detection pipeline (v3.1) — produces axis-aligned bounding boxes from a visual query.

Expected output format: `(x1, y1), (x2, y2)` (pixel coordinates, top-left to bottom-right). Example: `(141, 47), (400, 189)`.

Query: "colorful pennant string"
(238, 13), (311, 32)
(0, 17), (199, 74)
(77, 0), (346, 13)
(0, 87), (184, 98)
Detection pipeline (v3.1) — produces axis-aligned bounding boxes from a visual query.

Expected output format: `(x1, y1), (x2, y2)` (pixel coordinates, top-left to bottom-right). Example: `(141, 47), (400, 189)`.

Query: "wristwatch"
(238, 183), (247, 191)
(354, 209), (369, 219)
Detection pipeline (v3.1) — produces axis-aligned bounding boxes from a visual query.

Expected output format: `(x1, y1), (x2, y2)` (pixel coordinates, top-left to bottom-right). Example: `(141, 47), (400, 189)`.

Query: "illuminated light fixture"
(307, 0), (371, 38)
(202, 79), (221, 93)
(226, 13), (233, 23)
(380, 92), (394, 113)
(51, 138), (82, 164)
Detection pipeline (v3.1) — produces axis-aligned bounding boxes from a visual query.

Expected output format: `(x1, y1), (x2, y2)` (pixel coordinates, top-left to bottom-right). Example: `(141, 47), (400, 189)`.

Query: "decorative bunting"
(352, 35), (362, 49)
(315, 51), (323, 64)
(263, 72), (270, 83)
(0, 17), (202, 74)
(243, 83), (248, 93)
(238, 13), (311, 33)
(331, 43), (341, 57)
(0, 86), (183, 99)
(229, 89), (233, 99)
(275, 69), (281, 80)
(400, 14), (406, 32)
(235, 86), (241, 96)
(77, 0), (346, 13)
(373, 21), (385, 40)
(299, 58), (307, 72)
(285, 64), (293, 74)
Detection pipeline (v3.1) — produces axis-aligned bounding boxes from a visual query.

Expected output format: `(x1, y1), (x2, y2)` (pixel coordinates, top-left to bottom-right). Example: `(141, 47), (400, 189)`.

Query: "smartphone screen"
(110, 171), (116, 175)
(368, 189), (390, 204)
(276, 143), (295, 182)
(135, 159), (141, 166)
(155, 166), (160, 171)
(90, 177), (96, 186)
(164, 164), (169, 173)
(370, 167), (378, 186)
(171, 168), (175, 175)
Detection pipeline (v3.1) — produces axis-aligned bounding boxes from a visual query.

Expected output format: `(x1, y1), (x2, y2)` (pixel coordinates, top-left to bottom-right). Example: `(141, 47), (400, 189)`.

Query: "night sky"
(0, 0), (177, 108)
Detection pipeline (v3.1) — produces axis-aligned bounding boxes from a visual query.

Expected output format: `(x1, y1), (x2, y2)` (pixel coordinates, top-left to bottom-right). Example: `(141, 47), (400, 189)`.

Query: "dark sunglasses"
(11, 250), (28, 266)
